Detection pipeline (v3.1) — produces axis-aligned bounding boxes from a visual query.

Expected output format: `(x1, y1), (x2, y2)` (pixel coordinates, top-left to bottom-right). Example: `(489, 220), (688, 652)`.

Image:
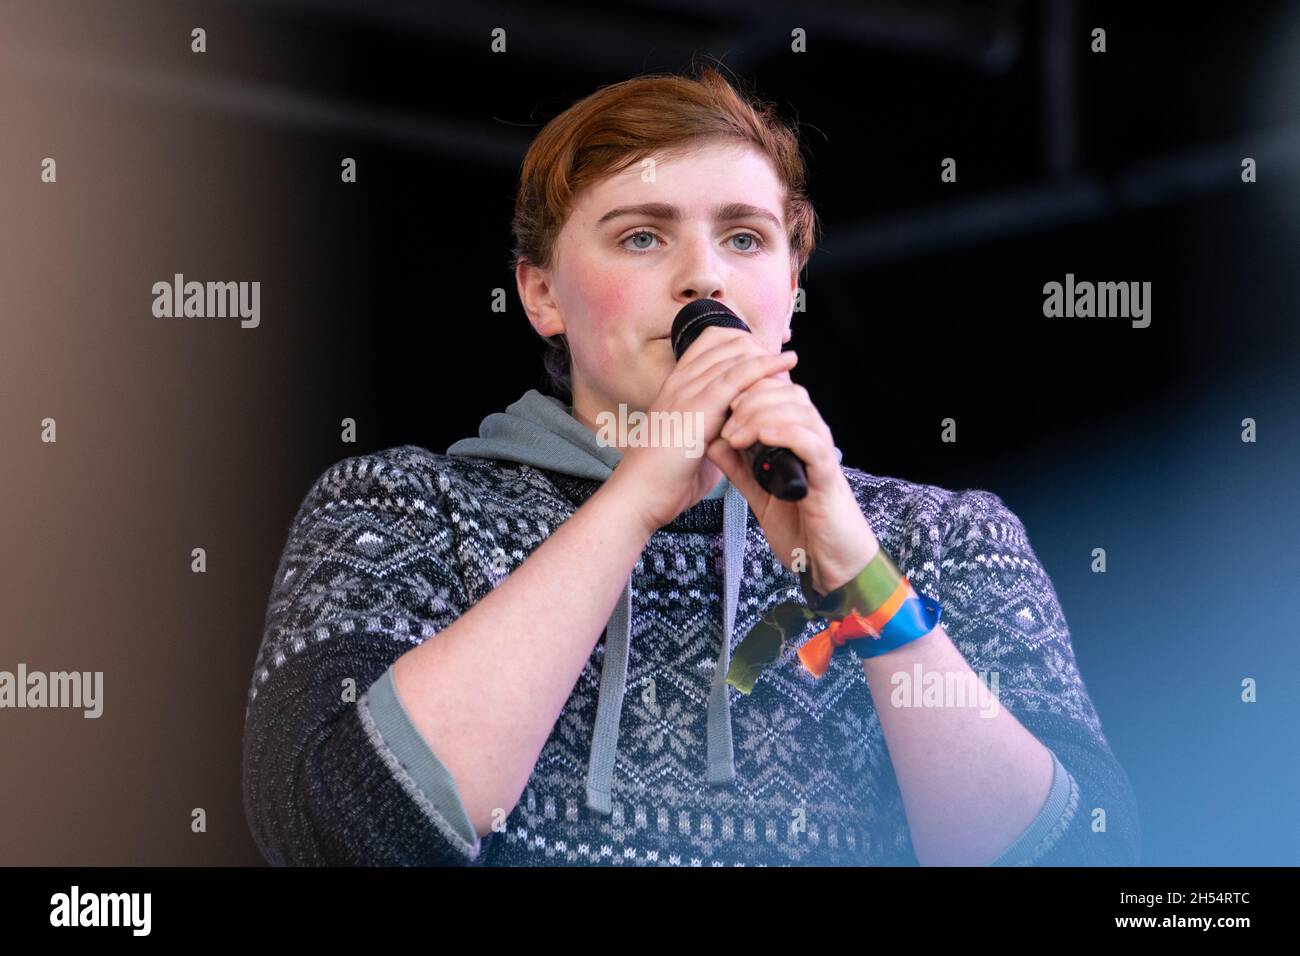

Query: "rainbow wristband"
(725, 547), (943, 694)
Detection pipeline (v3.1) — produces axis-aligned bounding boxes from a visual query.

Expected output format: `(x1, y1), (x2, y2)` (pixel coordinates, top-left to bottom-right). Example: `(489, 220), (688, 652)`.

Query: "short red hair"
(510, 63), (820, 400)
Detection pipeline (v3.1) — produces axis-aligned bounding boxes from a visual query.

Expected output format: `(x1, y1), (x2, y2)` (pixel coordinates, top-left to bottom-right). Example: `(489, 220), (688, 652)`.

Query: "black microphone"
(669, 298), (809, 501)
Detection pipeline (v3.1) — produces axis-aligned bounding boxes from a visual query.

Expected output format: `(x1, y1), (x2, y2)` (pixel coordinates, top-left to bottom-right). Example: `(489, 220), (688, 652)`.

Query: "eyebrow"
(595, 202), (783, 232)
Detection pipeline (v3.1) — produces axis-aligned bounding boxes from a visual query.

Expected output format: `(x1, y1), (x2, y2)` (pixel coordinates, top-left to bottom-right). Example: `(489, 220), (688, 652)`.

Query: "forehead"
(572, 140), (786, 222)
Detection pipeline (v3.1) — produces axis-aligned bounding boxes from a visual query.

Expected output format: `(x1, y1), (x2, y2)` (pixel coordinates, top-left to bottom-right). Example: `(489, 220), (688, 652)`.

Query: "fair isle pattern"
(241, 444), (1141, 866)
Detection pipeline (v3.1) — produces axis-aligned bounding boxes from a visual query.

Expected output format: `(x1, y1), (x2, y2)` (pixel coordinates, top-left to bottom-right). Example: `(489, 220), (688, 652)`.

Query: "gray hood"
(445, 387), (748, 816)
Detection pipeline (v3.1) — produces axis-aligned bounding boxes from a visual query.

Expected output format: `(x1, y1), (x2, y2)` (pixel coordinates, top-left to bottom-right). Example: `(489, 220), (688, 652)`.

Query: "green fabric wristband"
(727, 548), (909, 695)
(796, 546), (905, 618)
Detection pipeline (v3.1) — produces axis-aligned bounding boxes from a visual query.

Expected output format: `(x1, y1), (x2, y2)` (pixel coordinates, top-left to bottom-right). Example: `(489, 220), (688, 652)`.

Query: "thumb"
(706, 438), (766, 504)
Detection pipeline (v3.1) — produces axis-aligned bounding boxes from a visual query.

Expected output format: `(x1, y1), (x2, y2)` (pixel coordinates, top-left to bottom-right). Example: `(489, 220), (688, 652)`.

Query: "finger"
(726, 373), (794, 403)
(745, 421), (839, 477)
(675, 335), (777, 393)
(705, 437), (769, 505)
(725, 414), (836, 473)
(729, 379), (814, 418)
(683, 351), (797, 414)
(725, 392), (832, 446)
(730, 398), (830, 445)
(674, 324), (759, 375)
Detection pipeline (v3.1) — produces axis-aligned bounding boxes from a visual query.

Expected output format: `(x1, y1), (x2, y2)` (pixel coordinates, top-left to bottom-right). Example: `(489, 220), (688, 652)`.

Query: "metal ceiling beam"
(811, 125), (1300, 270)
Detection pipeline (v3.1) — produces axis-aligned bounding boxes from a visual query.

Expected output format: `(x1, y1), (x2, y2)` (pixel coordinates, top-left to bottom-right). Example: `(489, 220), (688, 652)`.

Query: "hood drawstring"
(586, 479), (747, 815)
(449, 389), (819, 819)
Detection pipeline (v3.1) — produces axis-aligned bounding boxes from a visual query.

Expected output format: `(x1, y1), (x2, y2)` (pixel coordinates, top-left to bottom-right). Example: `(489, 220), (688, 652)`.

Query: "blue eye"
(620, 230), (767, 253)
(625, 230), (658, 251)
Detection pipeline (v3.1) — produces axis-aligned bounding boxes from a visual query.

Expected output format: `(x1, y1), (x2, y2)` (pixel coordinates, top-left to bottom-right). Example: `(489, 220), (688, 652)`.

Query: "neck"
(568, 380), (645, 437)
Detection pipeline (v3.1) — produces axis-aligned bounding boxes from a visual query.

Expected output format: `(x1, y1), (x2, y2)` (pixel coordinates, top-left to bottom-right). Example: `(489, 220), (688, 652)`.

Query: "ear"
(517, 260), (566, 338)
(781, 265), (799, 343)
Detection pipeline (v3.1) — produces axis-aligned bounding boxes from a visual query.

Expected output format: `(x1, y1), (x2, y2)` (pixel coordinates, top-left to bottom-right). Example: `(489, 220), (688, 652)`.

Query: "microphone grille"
(670, 299), (751, 360)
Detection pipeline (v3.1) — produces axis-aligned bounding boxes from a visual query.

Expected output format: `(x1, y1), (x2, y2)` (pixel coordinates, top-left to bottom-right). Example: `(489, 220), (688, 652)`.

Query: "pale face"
(517, 139), (800, 432)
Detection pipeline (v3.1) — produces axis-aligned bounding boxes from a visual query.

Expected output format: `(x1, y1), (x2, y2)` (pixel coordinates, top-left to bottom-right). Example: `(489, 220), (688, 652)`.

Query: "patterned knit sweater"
(241, 397), (1141, 867)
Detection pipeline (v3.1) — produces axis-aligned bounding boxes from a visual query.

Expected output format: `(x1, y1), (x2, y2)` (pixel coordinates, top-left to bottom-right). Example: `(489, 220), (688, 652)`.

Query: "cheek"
(588, 271), (634, 322)
(575, 271), (638, 362)
(750, 280), (793, 349)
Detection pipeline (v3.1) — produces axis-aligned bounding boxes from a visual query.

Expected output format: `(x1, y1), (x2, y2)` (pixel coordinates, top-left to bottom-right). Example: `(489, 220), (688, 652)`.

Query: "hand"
(613, 325), (798, 535)
(706, 375), (880, 597)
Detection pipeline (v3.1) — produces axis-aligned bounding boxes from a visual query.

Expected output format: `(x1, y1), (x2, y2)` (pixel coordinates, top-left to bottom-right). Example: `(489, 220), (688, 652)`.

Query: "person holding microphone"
(242, 65), (1141, 868)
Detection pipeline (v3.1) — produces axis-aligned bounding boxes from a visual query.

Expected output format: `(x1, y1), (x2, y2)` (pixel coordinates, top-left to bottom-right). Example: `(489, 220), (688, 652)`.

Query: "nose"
(674, 233), (725, 303)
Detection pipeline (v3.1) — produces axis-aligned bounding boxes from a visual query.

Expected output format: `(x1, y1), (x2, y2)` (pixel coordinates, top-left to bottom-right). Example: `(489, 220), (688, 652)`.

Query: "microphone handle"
(740, 441), (808, 501)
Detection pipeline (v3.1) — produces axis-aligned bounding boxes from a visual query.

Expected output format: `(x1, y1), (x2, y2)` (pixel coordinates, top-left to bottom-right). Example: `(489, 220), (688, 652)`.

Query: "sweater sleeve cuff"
(361, 662), (482, 854)
(989, 747), (1077, 866)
